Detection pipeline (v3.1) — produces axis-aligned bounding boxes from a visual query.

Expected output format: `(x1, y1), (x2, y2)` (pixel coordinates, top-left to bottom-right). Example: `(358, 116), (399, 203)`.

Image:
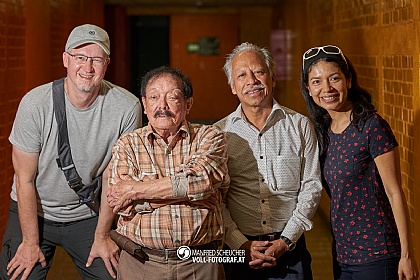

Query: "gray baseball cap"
(65, 24), (110, 55)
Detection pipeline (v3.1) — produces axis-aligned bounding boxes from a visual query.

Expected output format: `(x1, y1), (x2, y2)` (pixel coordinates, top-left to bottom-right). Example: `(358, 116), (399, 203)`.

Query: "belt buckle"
(267, 234), (275, 241)
(163, 248), (177, 260)
(165, 249), (170, 260)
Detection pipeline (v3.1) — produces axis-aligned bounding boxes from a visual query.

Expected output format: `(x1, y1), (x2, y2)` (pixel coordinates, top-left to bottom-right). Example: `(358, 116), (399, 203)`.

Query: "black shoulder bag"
(52, 78), (101, 214)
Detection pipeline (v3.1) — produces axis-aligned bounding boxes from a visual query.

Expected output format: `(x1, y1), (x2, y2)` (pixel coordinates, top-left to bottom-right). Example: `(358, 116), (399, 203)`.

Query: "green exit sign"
(187, 43), (200, 53)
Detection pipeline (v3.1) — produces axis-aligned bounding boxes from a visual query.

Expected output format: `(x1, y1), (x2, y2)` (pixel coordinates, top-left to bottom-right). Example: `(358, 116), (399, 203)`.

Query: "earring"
(309, 92), (312, 97)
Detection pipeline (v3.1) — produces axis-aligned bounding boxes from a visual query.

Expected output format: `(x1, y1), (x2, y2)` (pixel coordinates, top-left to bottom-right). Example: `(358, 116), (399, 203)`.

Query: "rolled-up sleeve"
(172, 125), (230, 201)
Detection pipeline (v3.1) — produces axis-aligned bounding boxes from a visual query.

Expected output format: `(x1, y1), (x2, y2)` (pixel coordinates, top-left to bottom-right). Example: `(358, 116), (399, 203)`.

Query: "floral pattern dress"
(324, 113), (401, 264)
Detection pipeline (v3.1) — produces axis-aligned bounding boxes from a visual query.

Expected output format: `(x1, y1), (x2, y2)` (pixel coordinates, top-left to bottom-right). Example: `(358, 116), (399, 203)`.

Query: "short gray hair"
(223, 42), (276, 85)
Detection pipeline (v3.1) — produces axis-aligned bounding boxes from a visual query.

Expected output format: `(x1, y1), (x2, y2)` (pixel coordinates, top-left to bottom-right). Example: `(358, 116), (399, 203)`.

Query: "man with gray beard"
(1, 24), (141, 280)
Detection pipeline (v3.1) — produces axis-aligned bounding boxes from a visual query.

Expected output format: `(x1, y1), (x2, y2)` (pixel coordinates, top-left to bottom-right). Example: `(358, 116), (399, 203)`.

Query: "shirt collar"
(231, 98), (285, 124)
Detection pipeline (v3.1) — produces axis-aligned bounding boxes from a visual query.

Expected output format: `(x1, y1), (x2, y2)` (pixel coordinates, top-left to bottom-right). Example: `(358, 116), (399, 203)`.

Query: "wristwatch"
(280, 236), (296, 251)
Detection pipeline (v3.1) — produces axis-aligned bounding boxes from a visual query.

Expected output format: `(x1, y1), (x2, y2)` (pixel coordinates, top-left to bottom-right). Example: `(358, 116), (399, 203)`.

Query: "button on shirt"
(214, 100), (322, 250)
(109, 121), (229, 249)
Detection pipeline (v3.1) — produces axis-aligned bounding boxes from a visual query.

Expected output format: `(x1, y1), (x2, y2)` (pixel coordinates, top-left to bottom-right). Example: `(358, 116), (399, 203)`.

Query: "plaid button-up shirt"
(109, 121), (229, 249)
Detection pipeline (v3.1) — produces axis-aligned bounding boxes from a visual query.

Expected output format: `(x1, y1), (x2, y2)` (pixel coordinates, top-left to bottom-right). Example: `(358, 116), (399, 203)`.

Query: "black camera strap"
(52, 78), (101, 213)
(52, 78), (85, 194)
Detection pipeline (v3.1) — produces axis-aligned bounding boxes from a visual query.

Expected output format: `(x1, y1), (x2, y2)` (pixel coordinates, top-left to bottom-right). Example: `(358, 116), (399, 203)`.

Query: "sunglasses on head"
(302, 45), (348, 70)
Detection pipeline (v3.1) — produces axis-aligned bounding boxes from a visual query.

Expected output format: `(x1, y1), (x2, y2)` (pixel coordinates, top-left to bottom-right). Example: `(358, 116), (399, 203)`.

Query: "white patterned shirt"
(214, 99), (322, 250)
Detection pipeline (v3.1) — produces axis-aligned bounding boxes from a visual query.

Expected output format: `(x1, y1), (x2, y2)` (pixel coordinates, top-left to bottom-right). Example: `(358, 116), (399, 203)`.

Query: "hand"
(262, 239), (287, 263)
(189, 193), (220, 209)
(240, 240), (276, 269)
(398, 256), (418, 280)
(148, 192), (221, 210)
(7, 242), (46, 280)
(86, 234), (120, 279)
(107, 178), (136, 213)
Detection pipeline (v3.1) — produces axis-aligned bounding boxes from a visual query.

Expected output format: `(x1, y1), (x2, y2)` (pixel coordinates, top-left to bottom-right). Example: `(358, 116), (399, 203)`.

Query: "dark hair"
(140, 66), (193, 98)
(300, 54), (376, 159)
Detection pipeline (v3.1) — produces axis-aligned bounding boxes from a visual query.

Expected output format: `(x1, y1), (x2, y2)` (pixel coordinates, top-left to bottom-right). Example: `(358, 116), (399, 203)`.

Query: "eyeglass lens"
(304, 48), (320, 59)
(322, 46), (340, 54)
(68, 53), (107, 65)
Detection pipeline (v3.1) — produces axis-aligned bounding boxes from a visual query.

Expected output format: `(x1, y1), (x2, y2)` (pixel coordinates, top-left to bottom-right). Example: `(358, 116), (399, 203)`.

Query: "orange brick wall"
(382, 55), (415, 215)
(0, 0), (26, 241)
(0, 0), (105, 240)
(274, 0), (420, 264)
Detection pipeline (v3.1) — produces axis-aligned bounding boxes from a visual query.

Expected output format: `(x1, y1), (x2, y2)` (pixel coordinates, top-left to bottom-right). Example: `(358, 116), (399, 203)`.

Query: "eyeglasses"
(302, 45), (347, 70)
(66, 52), (108, 66)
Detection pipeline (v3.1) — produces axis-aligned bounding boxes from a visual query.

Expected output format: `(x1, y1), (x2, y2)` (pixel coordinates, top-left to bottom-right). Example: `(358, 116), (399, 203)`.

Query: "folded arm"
(107, 126), (229, 213)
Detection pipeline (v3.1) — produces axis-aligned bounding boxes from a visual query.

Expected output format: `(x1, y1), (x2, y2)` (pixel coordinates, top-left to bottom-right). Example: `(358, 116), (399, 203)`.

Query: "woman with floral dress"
(300, 45), (417, 280)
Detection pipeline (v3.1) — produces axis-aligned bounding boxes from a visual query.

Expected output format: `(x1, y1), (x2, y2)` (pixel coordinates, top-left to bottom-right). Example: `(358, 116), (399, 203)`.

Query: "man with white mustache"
(215, 42), (322, 280)
(1, 24), (141, 280)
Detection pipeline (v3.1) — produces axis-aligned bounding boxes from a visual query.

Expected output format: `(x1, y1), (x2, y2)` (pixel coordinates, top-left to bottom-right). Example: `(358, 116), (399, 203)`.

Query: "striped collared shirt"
(109, 120), (229, 249)
(214, 100), (322, 250)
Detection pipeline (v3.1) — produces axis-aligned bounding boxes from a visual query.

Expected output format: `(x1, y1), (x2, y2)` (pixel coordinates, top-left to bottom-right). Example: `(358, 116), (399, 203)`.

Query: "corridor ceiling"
(104, 0), (283, 6)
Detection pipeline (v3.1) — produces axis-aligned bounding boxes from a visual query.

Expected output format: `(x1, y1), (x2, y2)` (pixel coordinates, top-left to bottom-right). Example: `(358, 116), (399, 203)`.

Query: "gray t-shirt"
(9, 79), (141, 222)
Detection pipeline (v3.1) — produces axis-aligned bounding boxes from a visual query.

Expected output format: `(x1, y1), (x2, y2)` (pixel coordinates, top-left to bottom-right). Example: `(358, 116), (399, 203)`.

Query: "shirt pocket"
(272, 156), (301, 192)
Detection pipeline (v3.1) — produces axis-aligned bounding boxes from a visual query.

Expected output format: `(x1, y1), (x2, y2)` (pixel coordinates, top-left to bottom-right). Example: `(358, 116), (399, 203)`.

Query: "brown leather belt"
(111, 230), (220, 260)
(244, 232), (282, 241)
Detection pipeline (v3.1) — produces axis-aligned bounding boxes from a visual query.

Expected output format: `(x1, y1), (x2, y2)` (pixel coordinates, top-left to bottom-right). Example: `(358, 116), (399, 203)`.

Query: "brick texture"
(0, 0), (25, 240)
(382, 54), (415, 227)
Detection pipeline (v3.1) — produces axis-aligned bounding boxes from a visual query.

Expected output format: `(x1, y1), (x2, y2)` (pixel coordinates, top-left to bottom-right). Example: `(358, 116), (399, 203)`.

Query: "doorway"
(130, 16), (169, 124)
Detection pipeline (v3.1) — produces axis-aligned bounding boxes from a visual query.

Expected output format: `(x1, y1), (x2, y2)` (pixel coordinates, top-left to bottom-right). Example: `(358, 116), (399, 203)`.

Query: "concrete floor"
(47, 210), (334, 280)
(306, 211), (334, 280)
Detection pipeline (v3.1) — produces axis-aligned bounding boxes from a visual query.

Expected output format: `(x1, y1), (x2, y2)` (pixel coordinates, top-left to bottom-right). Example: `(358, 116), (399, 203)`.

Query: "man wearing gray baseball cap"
(65, 24), (111, 55)
(1, 24), (141, 280)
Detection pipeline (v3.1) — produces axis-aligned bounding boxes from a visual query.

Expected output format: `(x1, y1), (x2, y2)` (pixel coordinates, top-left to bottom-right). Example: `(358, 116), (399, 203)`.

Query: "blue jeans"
(1, 200), (114, 280)
(224, 234), (313, 280)
(333, 256), (399, 280)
